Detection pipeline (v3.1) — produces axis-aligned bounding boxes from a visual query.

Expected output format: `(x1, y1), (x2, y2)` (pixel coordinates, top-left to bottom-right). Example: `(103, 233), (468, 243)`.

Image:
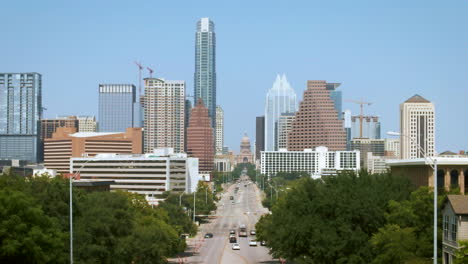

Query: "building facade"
(143, 78), (185, 154)
(98, 84), (136, 132)
(0, 73), (42, 162)
(277, 113), (295, 150)
(186, 99), (214, 173)
(236, 133), (254, 164)
(350, 138), (385, 168)
(400, 94), (435, 159)
(255, 116), (265, 161)
(288, 80), (346, 151)
(388, 158), (468, 194)
(367, 152), (390, 174)
(77, 115), (97, 132)
(44, 127), (142, 174)
(41, 116), (79, 140)
(71, 149), (200, 197)
(261, 147), (360, 178)
(215, 105), (224, 155)
(385, 138), (400, 157)
(327, 83), (343, 119)
(351, 115), (381, 139)
(194, 17), (217, 128)
(442, 195), (468, 264)
(264, 74), (297, 151)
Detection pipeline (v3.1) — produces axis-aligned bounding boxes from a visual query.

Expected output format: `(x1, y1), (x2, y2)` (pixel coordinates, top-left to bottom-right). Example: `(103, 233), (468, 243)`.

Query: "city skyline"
(1, 1), (467, 152)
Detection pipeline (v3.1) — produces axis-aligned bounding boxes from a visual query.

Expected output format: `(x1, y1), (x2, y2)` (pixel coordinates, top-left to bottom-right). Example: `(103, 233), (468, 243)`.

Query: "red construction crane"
(134, 61), (144, 97)
(147, 67), (154, 78)
(346, 98), (372, 138)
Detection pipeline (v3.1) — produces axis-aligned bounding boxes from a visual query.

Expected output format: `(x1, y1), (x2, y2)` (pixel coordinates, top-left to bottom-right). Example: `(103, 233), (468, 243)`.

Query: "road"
(170, 175), (276, 264)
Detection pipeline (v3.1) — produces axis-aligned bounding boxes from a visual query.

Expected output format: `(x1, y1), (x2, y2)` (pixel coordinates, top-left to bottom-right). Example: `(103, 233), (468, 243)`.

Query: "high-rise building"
(187, 99), (214, 173)
(400, 95), (435, 159)
(98, 84), (136, 132)
(351, 115), (381, 139)
(215, 105), (224, 155)
(350, 138), (385, 168)
(184, 99), (192, 152)
(194, 17), (216, 128)
(277, 113), (295, 150)
(343, 110), (352, 150)
(44, 127), (142, 174)
(288, 80), (346, 151)
(264, 74), (297, 151)
(77, 115), (97, 132)
(0, 73), (42, 162)
(384, 138), (400, 157)
(255, 116), (265, 161)
(327, 83), (343, 119)
(143, 78), (185, 154)
(41, 116), (79, 141)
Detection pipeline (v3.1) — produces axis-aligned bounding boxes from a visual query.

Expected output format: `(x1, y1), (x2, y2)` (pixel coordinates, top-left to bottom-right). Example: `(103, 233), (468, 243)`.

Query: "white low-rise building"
(70, 148), (200, 198)
(261, 146), (360, 178)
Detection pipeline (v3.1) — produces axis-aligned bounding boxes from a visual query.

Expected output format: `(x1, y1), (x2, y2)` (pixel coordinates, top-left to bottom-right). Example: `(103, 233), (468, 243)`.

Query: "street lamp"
(387, 131), (438, 264)
(70, 159), (92, 264)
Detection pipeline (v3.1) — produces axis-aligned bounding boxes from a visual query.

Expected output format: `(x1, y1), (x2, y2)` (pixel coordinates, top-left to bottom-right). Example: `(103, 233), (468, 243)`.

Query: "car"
(229, 235), (237, 243)
(250, 230), (256, 235)
(261, 241), (266, 246)
(204, 233), (213, 238)
(231, 201), (235, 204)
(249, 240), (257, 247)
(230, 196), (234, 200)
(232, 243), (240, 250)
(229, 229), (236, 234)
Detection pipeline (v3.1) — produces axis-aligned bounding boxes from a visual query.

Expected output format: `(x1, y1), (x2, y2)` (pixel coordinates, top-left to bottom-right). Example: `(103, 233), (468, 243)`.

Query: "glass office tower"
(194, 17), (216, 128)
(264, 74), (297, 151)
(0, 73), (42, 162)
(98, 84), (136, 132)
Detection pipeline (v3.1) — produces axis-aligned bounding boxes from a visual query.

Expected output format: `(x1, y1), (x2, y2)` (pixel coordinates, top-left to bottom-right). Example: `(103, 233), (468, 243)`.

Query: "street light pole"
(193, 191), (196, 222)
(387, 131), (437, 264)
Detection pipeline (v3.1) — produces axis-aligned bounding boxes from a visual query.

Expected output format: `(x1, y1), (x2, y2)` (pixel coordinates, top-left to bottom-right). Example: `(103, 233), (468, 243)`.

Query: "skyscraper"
(277, 113), (295, 150)
(400, 94), (435, 159)
(98, 84), (136, 132)
(351, 115), (381, 139)
(0, 73), (42, 162)
(77, 115), (97, 132)
(327, 83), (343, 119)
(144, 78), (185, 154)
(215, 105), (224, 155)
(194, 17), (216, 128)
(255, 116), (265, 161)
(41, 116), (78, 141)
(288, 80), (346, 151)
(187, 99), (214, 172)
(264, 74), (297, 151)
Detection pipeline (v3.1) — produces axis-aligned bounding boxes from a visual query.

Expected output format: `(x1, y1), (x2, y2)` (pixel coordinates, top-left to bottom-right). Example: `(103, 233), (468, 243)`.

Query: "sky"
(1, 0), (467, 153)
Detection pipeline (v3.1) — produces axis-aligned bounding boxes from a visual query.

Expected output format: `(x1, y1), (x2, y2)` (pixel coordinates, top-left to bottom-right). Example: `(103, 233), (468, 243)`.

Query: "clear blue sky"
(1, 0), (467, 153)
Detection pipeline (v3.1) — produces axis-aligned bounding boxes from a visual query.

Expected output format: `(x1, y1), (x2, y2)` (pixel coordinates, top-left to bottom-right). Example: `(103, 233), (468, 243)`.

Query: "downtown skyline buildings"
(264, 74), (297, 151)
(194, 17), (217, 129)
(98, 84), (137, 132)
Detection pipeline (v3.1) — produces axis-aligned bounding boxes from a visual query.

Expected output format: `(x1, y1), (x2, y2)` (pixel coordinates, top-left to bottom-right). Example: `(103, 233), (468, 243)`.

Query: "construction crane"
(134, 61), (144, 98)
(346, 99), (372, 138)
(147, 67), (154, 78)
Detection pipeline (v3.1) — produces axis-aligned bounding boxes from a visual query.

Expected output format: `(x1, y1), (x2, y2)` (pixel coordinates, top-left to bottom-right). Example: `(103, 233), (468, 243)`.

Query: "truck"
(239, 224), (248, 237)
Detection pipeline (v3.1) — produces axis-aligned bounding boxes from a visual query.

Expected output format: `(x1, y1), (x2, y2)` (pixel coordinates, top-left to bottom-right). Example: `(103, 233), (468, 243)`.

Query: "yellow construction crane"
(345, 99), (372, 138)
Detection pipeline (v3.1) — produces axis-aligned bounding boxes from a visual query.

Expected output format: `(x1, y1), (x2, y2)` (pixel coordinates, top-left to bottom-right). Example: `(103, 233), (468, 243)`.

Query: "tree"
(370, 224), (417, 264)
(256, 172), (413, 263)
(454, 240), (468, 264)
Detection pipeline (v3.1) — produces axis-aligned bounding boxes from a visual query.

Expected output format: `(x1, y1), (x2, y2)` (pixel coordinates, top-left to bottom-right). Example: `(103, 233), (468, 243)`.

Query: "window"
(450, 216), (457, 241)
(443, 215), (449, 240)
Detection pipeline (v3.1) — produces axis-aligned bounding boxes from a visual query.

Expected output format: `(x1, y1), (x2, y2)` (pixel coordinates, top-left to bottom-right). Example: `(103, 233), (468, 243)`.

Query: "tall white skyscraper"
(194, 17), (216, 128)
(264, 74), (297, 151)
(215, 105), (224, 155)
(400, 94), (435, 159)
(144, 78), (185, 153)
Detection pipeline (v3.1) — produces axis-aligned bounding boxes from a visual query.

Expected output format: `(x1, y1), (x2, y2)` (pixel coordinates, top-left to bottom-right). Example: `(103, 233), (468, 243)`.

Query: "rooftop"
(405, 94), (430, 103)
(70, 132), (121, 138)
(446, 195), (468, 215)
(387, 157), (468, 166)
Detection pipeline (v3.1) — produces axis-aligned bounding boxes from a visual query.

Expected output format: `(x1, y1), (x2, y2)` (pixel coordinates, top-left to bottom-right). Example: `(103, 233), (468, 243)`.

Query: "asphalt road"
(171, 175), (276, 264)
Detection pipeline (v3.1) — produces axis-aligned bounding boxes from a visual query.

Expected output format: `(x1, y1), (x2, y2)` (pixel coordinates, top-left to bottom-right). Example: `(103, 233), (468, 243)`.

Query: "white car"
(249, 240), (257, 247)
(232, 243), (240, 250)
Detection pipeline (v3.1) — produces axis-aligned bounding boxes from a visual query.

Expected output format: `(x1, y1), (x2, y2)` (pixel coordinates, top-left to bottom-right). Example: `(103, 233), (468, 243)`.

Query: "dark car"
(204, 233), (213, 238)
(229, 236), (237, 243)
